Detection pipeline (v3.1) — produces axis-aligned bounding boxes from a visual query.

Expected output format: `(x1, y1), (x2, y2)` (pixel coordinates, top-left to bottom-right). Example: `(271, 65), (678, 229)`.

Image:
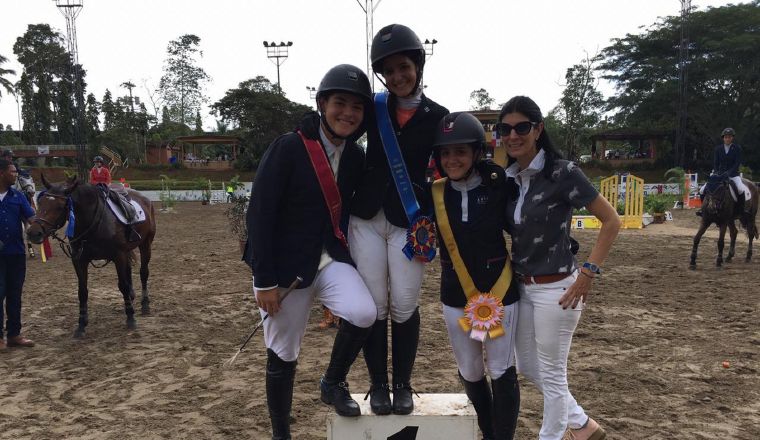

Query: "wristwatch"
(582, 261), (602, 275)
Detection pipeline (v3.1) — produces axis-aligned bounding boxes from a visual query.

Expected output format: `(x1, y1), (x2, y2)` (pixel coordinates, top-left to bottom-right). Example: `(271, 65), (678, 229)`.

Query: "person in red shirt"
(89, 156), (111, 185)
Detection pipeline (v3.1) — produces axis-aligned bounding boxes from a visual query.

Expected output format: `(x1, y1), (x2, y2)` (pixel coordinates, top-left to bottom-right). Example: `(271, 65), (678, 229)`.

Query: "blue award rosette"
(374, 92), (436, 262)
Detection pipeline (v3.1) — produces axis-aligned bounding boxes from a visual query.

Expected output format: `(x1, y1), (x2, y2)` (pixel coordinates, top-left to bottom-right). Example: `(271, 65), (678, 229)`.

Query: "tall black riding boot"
(491, 366), (520, 440)
(266, 349), (297, 440)
(320, 320), (371, 417)
(459, 372), (495, 440)
(363, 319), (392, 415)
(391, 308), (420, 415)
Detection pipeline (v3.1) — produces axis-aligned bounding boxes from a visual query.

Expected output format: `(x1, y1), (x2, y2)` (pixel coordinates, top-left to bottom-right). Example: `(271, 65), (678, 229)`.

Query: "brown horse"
(26, 175), (156, 337)
(689, 176), (758, 269)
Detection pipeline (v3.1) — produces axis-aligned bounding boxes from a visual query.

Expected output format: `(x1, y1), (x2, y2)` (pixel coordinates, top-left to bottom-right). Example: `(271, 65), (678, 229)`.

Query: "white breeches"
(255, 261), (377, 362)
(442, 303), (518, 382)
(349, 210), (425, 323)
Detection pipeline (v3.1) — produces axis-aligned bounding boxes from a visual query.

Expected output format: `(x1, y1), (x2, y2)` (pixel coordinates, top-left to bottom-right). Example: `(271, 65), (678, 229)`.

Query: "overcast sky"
(0, 0), (742, 132)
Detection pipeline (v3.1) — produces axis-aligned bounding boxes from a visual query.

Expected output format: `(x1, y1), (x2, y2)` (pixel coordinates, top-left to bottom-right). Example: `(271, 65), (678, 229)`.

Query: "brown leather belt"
(518, 272), (573, 285)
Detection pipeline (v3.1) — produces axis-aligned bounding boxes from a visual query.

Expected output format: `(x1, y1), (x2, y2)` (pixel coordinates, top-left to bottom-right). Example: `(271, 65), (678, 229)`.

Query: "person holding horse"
(698, 128), (752, 223)
(430, 112), (521, 439)
(244, 64), (377, 439)
(501, 96), (620, 440)
(349, 23), (449, 416)
(0, 159), (36, 349)
(89, 156), (112, 186)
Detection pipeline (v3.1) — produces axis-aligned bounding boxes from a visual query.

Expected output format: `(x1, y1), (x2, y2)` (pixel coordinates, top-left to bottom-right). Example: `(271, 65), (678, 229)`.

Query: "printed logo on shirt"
(476, 195), (489, 205)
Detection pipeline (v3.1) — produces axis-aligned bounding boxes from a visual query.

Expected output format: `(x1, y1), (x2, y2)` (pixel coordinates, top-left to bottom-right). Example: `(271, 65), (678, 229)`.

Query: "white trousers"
(515, 272), (588, 440)
(443, 303), (518, 382)
(255, 261), (377, 362)
(699, 176), (751, 202)
(349, 211), (424, 323)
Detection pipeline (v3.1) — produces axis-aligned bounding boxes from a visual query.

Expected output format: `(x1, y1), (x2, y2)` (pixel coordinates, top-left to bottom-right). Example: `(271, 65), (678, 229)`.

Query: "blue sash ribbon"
(374, 92), (436, 262)
(65, 197), (75, 238)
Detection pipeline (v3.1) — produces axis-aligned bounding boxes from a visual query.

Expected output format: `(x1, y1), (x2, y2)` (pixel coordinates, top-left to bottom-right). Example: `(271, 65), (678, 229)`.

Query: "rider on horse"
(89, 155), (140, 242)
(698, 128), (752, 222)
(90, 156), (112, 185)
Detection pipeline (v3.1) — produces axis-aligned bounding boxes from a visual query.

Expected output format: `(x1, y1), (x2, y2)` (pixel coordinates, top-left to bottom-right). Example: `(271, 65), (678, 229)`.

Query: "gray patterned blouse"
(505, 150), (598, 276)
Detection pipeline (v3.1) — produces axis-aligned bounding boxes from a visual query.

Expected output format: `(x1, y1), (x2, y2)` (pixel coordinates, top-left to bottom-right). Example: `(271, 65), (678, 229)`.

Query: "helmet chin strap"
(319, 111), (346, 141)
(448, 150), (482, 182)
(449, 166), (475, 182)
(373, 68), (424, 97)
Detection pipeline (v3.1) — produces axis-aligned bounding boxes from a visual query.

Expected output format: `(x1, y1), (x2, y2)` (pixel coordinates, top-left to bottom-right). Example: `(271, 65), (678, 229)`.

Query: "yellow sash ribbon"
(432, 178), (513, 340)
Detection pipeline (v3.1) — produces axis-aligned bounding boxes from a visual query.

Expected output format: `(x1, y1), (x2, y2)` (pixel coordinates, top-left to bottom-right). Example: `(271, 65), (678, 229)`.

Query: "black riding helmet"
(370, 24), (425, 96)
(316, 64), (372, 141)
(432, 112), (486, 180)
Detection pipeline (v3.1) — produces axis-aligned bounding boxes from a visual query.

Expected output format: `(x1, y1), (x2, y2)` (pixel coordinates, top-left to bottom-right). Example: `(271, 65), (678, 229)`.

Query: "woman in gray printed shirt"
(499, 96), (621, 440)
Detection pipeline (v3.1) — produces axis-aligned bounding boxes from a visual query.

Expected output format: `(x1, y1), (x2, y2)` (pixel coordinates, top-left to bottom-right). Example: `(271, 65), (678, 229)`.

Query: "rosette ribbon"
(458, 293), (505, 341)
(403, 215), (437, 262)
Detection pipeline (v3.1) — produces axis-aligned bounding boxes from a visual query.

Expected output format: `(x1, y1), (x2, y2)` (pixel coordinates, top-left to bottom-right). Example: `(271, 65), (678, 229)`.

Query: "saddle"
(97, 184), (142, 242)
(102, 183), (137, 223)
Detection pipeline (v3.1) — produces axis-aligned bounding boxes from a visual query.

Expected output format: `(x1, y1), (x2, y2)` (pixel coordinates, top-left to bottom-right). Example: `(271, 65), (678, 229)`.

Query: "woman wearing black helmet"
(430, 112), (520, 439)
(245, 64), (378, 439)
(90, 155), (111, 186)
(349, 23), (449, 416)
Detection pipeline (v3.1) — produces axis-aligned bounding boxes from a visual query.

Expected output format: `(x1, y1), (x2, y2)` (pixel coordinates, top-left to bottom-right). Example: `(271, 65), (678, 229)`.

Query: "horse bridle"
(33, 189), (106, 248)
(32, 191), (70, 236)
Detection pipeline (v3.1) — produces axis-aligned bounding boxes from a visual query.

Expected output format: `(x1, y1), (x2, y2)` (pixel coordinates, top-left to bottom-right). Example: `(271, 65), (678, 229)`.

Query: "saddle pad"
(106, 199), (146, 225)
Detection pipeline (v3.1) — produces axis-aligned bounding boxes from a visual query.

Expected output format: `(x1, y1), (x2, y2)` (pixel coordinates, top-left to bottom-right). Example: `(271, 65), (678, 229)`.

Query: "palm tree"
(0, 54), (17, 100)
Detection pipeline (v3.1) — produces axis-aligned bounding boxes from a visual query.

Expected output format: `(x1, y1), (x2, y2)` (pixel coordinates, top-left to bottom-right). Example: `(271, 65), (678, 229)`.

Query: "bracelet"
(580, 270), (595, 279)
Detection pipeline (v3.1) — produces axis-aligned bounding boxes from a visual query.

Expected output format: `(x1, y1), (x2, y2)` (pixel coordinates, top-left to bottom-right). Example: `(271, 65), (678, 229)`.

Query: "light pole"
(263, 41), (293, 91)
(306, 86), (317, 100)
(423, 38), (438, 59)
(355, 0), (383, 91)
(675, 0), (691, 168)
(421, 38), (438, 88)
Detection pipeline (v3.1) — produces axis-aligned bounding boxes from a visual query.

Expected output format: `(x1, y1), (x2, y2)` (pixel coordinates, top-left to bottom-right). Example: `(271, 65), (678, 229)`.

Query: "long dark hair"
(499, 96), (563, 180)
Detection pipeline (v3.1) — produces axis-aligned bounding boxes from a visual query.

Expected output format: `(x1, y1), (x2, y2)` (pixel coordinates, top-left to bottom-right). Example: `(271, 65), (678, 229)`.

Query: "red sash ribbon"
(298, 131), (348, 249)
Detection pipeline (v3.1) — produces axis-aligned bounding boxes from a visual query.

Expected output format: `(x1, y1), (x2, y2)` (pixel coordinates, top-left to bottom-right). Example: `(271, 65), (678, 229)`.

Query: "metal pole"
(675, 0), (691, 168)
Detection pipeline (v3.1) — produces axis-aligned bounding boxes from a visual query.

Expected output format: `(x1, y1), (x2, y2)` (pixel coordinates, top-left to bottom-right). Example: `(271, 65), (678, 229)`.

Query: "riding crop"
(224, 276), (303, 366)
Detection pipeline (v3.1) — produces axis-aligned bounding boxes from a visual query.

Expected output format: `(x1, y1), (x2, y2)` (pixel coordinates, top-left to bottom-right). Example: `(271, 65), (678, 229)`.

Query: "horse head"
(26, 174), (75, 244)
(702, 176), (734, 218)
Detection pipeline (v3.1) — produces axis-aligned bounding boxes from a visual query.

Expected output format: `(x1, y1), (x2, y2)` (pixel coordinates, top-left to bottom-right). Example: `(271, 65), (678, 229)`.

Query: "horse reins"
(34, 189), (108, 264)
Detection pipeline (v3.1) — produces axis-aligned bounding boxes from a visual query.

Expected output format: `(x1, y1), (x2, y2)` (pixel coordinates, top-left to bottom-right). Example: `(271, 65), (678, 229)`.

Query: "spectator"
(0, 159), (36, 349)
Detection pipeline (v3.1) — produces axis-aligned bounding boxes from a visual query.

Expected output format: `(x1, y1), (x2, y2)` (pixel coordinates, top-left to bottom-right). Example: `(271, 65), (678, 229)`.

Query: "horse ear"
(65, 175), (80, 195)
(41, 173), (51, 190)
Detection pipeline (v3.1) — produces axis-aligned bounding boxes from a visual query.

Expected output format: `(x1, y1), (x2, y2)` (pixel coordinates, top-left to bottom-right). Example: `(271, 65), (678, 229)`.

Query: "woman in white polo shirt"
(499, 96), (621, 440)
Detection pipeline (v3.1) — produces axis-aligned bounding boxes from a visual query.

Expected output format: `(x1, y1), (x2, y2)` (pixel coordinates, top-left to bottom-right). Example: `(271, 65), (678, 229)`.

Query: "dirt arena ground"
(1, 203), (758, 439)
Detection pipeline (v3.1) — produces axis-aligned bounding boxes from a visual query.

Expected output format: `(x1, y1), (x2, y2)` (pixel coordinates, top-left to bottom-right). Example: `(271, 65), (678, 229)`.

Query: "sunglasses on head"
(495, 121), (537, 136)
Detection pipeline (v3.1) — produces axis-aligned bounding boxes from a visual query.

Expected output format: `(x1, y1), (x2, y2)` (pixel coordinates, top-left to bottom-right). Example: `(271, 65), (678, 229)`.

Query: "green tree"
(211, 76), (312, 169)
(469, 88), (495, 111)
(158, 34), (210, 126)
(101, 89), (116, 130)
(13, 24), (81, 145)
(0, 54), (16, 100)
(551, 54), (605, 159)
(599, 2), (760, 171)
(194, 110), (203, 133)
(85, 92), (100, 146)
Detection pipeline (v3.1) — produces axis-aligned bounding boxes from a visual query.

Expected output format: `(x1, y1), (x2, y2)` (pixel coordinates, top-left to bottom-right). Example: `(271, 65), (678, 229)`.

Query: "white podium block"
(327, 393), (477, 440)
